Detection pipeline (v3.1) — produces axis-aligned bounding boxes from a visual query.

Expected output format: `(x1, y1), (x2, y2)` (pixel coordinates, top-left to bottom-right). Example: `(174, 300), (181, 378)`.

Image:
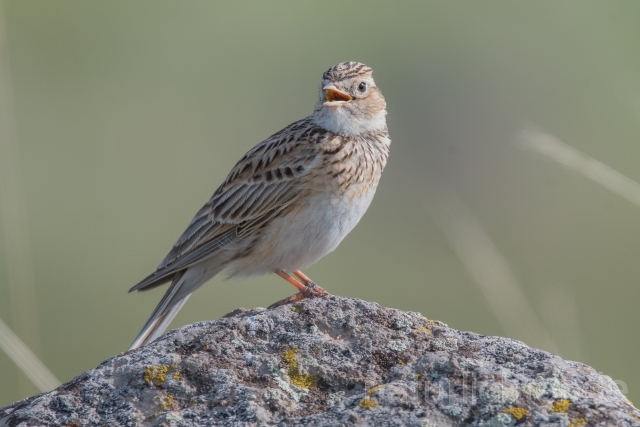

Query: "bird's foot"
(267, 286), (329, 309)
(293, 270), (330, 298)
(267, 292), (307, 309)
(268, 269), (330, 309)
(300, 280), (330, 299)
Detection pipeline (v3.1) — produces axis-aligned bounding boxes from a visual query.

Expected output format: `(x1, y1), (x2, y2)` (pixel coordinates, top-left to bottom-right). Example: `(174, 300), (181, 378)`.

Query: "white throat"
(312, 106), (387, 136)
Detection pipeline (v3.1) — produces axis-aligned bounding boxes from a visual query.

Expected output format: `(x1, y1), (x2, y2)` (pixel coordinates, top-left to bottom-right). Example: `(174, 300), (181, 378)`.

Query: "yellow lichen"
(367, 384), (386, 396)
(359, 398), (379, 408)
(503, 407), (529, 421)
(283, 348), (317, 388)
(551, 399), (571, 413)
(283, 348), (298, 365)
(568, 418), (587, 427)
(397, 359), (405, 365)
(143, 365), (170, 386)
(416, 326), (432, 333)
(414, 374), (421, 380)
(289, 370), (317, 388)
(420, 317), (443, 328)
(160, 394), (174, 409)
(291, 305), (302, 313)
(173, 371), (181, 380)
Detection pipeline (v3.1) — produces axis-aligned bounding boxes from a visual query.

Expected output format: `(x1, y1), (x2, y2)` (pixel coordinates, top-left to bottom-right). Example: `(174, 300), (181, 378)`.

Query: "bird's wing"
(129, 118), (324, 292)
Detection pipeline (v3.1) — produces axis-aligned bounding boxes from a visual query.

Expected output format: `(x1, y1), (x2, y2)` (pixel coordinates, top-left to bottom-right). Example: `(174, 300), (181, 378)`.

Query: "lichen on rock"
(1, 296), (638, 426)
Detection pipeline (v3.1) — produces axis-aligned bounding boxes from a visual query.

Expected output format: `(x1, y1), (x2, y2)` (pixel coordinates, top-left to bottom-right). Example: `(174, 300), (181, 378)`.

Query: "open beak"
(324, 86), (352, 104)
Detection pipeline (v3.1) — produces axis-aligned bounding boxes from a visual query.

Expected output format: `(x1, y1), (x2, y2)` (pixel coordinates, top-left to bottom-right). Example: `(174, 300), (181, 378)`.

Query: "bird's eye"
(358, 82), (367, 92)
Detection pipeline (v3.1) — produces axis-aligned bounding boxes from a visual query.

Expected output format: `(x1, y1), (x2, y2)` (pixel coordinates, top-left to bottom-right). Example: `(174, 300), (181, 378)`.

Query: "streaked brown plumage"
(128, 61), (390, 349)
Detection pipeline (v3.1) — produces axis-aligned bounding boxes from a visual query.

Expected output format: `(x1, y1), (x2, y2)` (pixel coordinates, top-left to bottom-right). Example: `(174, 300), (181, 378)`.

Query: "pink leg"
(268, 269), (330, 309)
(293, 270), (330, 297)
(274, 269), (308, 292)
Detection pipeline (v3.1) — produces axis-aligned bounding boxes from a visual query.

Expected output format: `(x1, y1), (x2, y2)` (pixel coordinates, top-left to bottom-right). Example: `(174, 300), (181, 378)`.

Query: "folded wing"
(129, 119), (321, 292)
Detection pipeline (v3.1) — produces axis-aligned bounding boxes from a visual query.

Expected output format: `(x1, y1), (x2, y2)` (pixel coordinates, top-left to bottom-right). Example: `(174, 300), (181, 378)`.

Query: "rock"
(1, 296), (638, 426)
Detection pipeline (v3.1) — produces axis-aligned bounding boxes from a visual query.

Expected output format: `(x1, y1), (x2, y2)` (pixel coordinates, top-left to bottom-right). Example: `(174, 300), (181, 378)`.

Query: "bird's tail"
(128, 266), (219, 350)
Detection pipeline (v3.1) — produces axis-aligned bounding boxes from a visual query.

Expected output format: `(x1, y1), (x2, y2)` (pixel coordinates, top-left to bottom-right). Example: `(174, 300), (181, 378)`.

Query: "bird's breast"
(321, 134), (389, 195)
(226, 131), (389, 278)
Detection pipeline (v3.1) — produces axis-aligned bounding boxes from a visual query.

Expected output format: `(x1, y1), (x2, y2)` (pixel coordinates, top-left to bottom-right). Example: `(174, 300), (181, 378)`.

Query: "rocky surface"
(1, 296), (638, 426)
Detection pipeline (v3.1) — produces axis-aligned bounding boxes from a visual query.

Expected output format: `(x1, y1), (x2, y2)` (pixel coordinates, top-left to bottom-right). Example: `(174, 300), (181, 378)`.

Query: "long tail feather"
(128, 262), (224, 350)
(129, 271), (189, 350)
(129, 294), (190, 350)
(129, 270), (192, 350)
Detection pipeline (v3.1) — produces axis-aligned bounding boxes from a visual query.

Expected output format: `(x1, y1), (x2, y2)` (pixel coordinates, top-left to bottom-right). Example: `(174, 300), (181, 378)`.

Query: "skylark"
(129, 62), (390, 349)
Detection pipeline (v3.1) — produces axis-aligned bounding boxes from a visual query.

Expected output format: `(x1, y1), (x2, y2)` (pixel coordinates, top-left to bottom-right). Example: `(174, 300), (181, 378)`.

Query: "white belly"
(226, 187), (376, 278)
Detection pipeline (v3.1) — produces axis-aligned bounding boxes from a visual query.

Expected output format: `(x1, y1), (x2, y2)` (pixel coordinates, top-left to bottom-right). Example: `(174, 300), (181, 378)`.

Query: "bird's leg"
(267, 269), (330, 309)
(274, 269), (308, 292)
(293, 270), (330, 297)
(292, 270), (316, 287)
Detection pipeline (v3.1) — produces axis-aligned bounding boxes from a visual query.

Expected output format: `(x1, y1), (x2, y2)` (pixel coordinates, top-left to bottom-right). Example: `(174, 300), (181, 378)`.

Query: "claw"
(267, 292), (306, 309)
(268, 269), (331, 309)
(301, 283), (329, 299)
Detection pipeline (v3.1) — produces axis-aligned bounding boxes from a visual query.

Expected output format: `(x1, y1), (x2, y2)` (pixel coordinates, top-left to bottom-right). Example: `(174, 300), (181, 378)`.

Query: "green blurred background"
(2, 0), (640, 406)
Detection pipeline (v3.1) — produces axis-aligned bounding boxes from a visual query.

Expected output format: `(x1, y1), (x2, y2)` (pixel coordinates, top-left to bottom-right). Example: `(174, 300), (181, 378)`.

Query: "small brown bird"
(129, 62), (390, 349)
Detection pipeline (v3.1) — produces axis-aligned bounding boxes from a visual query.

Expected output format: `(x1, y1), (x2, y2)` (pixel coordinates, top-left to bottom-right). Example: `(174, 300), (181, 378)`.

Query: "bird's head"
(313, 61), (387, 136)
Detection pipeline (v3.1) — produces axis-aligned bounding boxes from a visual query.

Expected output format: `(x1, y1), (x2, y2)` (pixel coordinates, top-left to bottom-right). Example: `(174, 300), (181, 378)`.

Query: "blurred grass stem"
(426, 183), (559, 353)
(0, 0), (45, 394)
(520, 128), (640, 207)
(0, 317), (60, 392)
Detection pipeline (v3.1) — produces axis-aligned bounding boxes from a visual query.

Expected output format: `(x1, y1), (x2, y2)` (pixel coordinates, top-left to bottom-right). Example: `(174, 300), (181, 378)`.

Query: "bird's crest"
(323, 62), (372, 82)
